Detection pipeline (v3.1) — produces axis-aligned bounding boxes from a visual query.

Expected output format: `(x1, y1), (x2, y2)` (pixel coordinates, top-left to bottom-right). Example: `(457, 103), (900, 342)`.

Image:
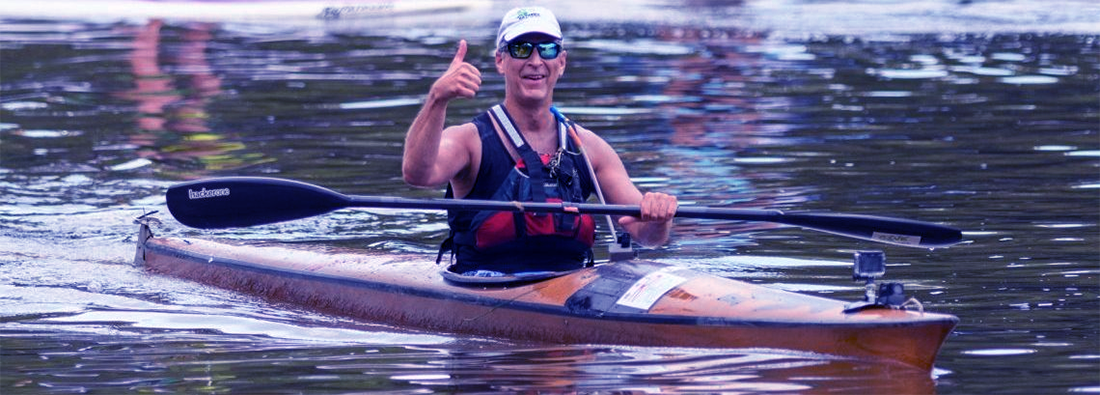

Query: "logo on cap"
(516, 8), (540, 20)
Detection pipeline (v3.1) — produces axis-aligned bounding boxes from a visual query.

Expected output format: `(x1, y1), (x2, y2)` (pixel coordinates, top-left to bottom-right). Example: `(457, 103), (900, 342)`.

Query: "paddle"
(165, 177), (962, 248)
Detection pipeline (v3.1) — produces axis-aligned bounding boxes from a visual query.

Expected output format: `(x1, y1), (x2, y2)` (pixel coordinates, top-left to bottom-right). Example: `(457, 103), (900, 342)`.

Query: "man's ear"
(559, 50), (567, 77)
(495, 51), (505, 74)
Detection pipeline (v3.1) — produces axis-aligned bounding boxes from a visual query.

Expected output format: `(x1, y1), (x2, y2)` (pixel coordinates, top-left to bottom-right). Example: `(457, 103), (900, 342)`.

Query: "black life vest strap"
(489, 104), (557, 203)
(436, 230), (455, 265)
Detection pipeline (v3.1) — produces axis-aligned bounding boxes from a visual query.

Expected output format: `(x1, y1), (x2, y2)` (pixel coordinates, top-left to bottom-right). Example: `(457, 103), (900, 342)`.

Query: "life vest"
(441, 105), (597, 274)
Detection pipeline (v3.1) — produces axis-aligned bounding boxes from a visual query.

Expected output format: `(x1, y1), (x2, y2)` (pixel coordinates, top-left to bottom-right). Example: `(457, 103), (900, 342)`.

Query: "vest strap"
(488, 105), (553, 204)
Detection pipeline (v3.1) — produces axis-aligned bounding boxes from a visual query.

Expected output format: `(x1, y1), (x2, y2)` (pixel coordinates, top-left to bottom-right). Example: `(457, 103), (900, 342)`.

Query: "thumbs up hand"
(430, 40), (482, 102)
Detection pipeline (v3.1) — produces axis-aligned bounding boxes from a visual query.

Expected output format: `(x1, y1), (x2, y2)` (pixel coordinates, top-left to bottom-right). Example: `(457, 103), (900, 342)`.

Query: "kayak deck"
(134, 224), (957, 370)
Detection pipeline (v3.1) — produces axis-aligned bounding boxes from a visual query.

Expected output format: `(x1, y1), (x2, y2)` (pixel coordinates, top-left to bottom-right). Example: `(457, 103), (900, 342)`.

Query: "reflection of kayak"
(133, 222), (957, 371)
(0, 0), (489, 22)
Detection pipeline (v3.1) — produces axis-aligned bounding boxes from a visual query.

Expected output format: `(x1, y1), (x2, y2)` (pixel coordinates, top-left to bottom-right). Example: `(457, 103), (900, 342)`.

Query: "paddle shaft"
(166, 177), (962, 247)
(346, 196), (956, 247)
(344, 195), (769, 220)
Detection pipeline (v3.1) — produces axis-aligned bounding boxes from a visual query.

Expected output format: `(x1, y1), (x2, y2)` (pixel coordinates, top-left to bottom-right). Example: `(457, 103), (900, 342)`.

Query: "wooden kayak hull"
(134, 224), (957, 370)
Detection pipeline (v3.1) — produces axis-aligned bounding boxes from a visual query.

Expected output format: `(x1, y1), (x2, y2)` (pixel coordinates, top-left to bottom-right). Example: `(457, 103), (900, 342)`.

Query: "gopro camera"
(853, 250), (886, 280)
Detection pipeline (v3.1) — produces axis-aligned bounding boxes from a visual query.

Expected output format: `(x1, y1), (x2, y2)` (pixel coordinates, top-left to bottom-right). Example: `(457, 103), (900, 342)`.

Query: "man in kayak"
(402, 6), (677, 275)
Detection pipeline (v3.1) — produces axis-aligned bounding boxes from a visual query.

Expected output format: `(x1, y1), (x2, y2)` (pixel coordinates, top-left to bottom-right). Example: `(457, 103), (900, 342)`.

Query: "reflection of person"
(652, 26), (792, 243)
(402, 7), (677, 275)
(122, 19), (221, 135)
(124, 19), (178, 133)
(119, 20), (268, 172)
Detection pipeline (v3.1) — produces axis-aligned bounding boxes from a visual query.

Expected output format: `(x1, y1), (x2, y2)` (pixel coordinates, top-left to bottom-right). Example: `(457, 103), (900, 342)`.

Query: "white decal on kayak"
(188, 187), (230, 200)
(871, 232), (922, 246)
(615, 267), (688, 310)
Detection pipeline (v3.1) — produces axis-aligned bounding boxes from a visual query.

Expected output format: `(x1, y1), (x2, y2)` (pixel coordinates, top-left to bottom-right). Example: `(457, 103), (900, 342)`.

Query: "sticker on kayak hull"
(615, 267), (688, 310)
(871, 232), (922, 246)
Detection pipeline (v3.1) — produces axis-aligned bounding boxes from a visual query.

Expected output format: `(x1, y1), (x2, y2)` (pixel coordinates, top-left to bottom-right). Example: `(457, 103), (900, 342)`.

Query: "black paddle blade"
(777, 212), (963, 248)
(166, 177), (352, 229)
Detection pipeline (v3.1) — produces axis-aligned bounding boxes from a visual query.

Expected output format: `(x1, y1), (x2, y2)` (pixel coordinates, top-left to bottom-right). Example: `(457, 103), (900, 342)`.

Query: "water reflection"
(430, 346), (935, 393)
(652, 27), (808, 250)
(3, 334), (937, 393)
(118, 20), (271, 174)
(1, 7), (1098, 395)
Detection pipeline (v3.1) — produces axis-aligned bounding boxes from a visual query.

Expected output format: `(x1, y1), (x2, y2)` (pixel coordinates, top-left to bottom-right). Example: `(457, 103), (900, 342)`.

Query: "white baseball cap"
(496, 6), (562, 51)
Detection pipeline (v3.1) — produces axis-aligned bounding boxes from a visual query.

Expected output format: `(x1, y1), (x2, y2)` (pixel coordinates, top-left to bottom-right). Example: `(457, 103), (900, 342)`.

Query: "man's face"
(496, 33), (567, 106)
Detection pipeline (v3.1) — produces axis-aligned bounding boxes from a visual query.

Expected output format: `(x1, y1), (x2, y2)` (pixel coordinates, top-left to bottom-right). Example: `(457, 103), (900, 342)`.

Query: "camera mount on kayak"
(844, 251), (923, 313)
(608, 231), (635, 262)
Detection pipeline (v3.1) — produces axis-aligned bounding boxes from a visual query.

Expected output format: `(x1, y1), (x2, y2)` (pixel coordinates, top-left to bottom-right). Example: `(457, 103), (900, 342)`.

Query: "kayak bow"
(134, 222), (957, 370)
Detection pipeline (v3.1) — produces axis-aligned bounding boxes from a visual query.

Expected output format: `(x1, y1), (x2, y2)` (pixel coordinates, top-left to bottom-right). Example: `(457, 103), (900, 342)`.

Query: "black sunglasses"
(507, 41), (562, 60)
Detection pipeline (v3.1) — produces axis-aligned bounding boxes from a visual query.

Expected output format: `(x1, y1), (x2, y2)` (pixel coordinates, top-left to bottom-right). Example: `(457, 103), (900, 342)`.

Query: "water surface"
(2, 0), (1098, 393)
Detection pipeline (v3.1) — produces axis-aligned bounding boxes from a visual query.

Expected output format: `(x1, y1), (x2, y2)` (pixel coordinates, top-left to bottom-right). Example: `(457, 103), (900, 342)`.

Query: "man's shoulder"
(444, 121), (480, 135)
(572, 125), (610, 148)
(436, 122), (479, 155)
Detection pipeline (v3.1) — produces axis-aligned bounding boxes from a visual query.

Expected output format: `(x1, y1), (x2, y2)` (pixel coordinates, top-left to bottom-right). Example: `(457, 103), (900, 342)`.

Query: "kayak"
(0, 0), (489, 23)
(133, 220), (957, 371)
(133, 221), (957, 370)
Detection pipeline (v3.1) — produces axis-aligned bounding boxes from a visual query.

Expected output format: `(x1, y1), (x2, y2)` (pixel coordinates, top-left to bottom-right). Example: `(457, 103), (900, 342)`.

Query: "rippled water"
(2, 0), (1098, 393)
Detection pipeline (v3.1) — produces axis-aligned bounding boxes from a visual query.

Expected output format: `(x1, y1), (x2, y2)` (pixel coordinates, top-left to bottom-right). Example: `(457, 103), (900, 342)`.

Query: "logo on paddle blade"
(871, 232), (921, 246)
(188, 187), (230, 200)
